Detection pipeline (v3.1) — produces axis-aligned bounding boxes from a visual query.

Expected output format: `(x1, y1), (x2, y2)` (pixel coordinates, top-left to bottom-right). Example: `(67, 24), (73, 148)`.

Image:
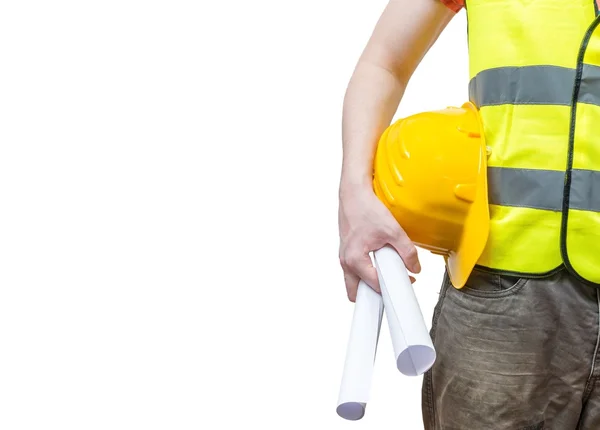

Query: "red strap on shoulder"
(440, 0), (464, 12)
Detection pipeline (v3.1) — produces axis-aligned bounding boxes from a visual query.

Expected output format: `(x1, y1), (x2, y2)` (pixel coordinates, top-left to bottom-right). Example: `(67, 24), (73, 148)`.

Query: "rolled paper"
(336, 280), (384, 420)
(374, 245), (436, 376)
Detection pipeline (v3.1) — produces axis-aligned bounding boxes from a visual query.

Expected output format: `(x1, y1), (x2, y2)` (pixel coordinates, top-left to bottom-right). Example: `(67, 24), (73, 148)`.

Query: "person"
(337, 0), (600, 428)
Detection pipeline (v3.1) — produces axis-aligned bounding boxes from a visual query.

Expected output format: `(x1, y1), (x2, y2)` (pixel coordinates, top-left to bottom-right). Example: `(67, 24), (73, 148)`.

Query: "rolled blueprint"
(374, 245), (436, 376)
(336, 279), (384, 421)
(336, 246), (436, 421)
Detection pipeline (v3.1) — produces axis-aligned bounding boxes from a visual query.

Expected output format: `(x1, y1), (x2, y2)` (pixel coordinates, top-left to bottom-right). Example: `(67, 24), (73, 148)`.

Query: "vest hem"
(472, 264), (565, 279)
(472, 264), (600, 288)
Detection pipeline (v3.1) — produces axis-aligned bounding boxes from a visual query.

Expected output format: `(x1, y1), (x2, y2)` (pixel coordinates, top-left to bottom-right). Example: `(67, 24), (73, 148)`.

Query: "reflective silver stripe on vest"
(570, 169), (600, 212)
(487, 167), (564, 211)
(487, 167), (600, 212)
(469, 65), (600, 108)
(579, 64), (600, 107)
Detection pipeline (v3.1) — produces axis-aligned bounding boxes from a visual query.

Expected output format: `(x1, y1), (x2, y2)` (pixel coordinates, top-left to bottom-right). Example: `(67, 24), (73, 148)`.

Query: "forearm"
(338, 0), (455, 199)
(337, 0), (457, 299)
(340, 61), (406, 197)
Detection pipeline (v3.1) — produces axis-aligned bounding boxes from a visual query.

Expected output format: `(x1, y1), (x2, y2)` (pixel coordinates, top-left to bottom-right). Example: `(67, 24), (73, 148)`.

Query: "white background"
(0, 1), (468, 429)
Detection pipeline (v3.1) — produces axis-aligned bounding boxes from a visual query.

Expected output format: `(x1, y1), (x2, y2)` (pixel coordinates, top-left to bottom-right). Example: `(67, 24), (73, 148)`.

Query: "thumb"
(389, 235), (421, 274)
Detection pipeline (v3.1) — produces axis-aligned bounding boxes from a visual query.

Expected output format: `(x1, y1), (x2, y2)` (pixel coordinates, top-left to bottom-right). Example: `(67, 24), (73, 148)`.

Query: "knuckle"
(375, 227), (394, 241)
(346, 251), (363, 267)
(405, 246), (417, 258)
(395, 241), (417, 262)
(340, 255), (355, 271)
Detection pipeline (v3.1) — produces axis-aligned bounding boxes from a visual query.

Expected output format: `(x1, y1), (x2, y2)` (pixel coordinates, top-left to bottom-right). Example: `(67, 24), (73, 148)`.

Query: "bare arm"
(338, 0), (455, 301)
(341, 0), (454, 191)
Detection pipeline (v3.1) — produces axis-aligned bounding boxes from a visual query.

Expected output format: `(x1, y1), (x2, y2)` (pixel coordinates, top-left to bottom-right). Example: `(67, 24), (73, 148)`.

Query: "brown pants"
(422, 268), (600, 429)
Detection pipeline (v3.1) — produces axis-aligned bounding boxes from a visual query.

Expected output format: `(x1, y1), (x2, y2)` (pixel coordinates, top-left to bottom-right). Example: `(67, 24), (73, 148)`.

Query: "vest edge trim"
(560, 14), (600, 286)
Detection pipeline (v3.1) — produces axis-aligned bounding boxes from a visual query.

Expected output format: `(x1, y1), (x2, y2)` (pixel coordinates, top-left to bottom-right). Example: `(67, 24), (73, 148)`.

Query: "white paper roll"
(336, 280), (384, 421)
(374, 245), (436, 376)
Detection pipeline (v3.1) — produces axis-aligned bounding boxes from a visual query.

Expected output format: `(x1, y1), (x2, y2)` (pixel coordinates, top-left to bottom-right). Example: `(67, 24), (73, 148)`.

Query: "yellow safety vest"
(466, 0), (600, 284)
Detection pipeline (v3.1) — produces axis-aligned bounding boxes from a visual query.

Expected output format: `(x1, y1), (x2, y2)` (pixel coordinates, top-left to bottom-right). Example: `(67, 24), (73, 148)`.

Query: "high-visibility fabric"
(466, 0), (600, 284)
(441, 0), (600, 12)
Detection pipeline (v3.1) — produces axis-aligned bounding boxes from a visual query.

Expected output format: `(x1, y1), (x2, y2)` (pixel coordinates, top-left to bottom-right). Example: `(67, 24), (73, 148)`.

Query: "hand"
(338, 186), (420, 302)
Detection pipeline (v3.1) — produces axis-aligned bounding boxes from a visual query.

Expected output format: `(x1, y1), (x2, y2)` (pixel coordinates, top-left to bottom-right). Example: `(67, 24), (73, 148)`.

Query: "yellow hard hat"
(372, 101), (490, 288)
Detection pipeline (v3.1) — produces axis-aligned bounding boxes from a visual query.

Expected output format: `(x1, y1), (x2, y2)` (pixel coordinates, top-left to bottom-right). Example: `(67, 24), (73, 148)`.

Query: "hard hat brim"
(445, 102), (490, 288)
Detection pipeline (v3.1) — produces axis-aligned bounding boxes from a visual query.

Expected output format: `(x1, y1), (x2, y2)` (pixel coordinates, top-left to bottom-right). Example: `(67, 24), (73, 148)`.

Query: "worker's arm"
(338, 0), (456, 301)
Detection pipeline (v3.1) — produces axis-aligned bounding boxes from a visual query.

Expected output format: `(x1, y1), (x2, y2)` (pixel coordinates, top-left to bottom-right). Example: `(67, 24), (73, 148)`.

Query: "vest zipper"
(560, 14), (600, 287)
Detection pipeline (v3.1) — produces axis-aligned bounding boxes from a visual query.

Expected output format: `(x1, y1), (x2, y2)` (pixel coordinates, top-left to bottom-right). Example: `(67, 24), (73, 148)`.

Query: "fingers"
(344, 267), (416, 301)
(343, 271), (360, 302)
(341, 245), (417, 302)
(388, 226), (421, 274)
(340, 250), (380, 295)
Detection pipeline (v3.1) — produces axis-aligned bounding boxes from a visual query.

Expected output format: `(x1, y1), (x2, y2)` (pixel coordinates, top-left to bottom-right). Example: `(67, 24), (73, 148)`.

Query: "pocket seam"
(458, 276), (530, 299)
